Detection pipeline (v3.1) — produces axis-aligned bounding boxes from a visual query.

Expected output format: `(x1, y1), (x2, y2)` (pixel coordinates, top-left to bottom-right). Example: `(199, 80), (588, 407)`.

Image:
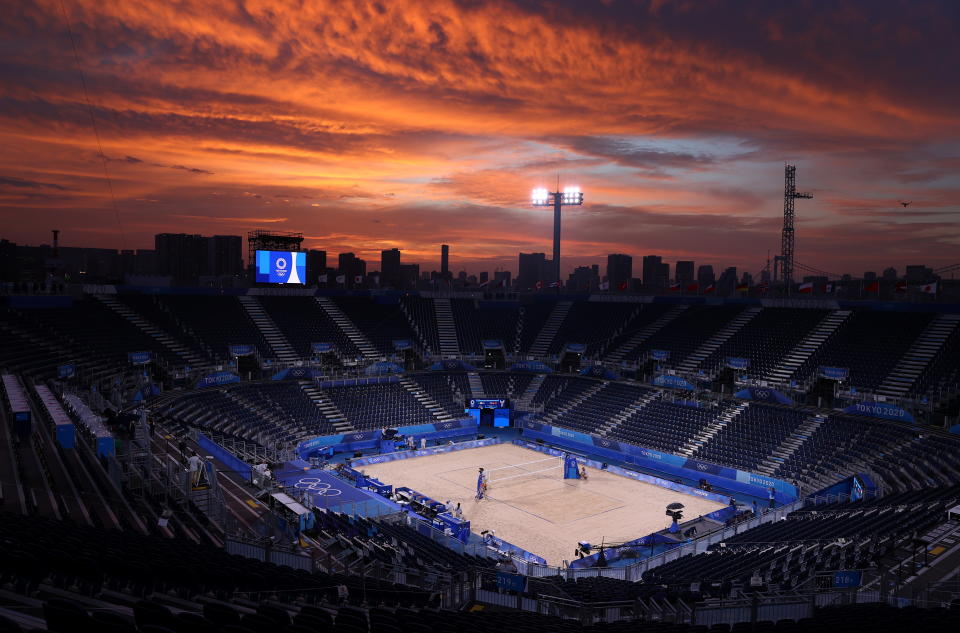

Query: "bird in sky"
(899, 201), (912, 207)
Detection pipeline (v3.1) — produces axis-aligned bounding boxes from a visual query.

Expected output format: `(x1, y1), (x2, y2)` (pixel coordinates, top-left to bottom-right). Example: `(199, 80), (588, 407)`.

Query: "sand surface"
(359, 442), (724, 566)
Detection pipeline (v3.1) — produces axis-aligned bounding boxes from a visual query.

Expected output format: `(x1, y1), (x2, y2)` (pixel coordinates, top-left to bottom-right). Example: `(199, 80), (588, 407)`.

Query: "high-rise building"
(479, 271), (489, 284)
(606, 254), (632, 291)
(570, 265), (600, 291)
(518, 252), (547, 289)
(154, 232), (242, 281)
(642, 255), (662, 288)
(905, 265), (934, 284)
(306, 249), (327, 285)
(208, 235), (243, 277)
(864, 271), (877, 281)
(494, 270), (512, 287)
(717, 266), (737, 293)
(882, 267), (898, 280)
(657, 262), (670, 287)
(381, 248), (401, 288)
(155, 233), (208, 280)
(675, 260), (695, 285)
(338, 252), (366, 287)
(697, 265), (715, 288)
(440, 245), (449, 279)
(399, 263), (420, 289)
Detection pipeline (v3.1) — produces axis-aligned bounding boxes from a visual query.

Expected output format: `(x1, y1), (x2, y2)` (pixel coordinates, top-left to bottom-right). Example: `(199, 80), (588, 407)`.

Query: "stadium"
(3, 1), (960, 632)
(2, 289), (960, 632)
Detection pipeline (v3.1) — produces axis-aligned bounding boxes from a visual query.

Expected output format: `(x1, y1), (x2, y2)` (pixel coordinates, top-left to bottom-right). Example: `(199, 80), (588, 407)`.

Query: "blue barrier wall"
(521, 420), (797, 502)
(297, 418), (479, 459)
(198, 433), (252, 482)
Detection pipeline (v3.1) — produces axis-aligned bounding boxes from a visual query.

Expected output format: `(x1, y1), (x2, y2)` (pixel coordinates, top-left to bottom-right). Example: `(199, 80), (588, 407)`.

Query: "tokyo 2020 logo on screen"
(255, 250), (306, 284)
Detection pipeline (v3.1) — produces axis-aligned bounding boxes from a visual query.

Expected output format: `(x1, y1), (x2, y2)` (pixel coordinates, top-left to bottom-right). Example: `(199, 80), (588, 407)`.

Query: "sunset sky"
(1, 0), (958, 278)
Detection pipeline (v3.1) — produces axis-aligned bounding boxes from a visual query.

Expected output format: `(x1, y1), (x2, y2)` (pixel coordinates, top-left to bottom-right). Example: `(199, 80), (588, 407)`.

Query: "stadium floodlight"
(531, 184), (585, 286)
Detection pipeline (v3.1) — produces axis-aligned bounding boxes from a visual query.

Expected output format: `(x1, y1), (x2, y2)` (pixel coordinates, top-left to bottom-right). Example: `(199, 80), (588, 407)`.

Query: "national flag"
(318, 273), (327, 283)
(335, 274), (346, 283)
(703, 283), (716, 294)
(618, 281), (629, 291)
(798, 282), (813, 293)
(686, 282), (699, 293)
(895, 281), (906, 293)
(535, 280), (543, 290)
(865, 281), (880, 293)
(599, 281), (610, 290)
(736, 283), (749, 292)
(669, 282), (680, 291)
(354, 275), (363, 283)
(920, 282), (938, 294)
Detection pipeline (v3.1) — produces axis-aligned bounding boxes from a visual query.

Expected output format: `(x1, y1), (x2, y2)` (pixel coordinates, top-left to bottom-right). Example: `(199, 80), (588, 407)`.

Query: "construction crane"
(777, 165), (813, 286)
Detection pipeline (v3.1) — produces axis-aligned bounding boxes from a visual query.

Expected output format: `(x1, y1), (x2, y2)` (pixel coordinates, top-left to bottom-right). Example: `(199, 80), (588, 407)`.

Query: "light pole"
(532, 185), (583, 286)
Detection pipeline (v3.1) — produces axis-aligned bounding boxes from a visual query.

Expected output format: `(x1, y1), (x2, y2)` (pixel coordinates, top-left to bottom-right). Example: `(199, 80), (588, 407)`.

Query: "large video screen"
(255, 250), (306, 284)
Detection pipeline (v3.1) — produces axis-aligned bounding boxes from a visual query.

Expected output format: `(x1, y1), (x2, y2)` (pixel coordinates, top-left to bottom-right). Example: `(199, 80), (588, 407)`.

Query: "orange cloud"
(0, 0), (957, 275)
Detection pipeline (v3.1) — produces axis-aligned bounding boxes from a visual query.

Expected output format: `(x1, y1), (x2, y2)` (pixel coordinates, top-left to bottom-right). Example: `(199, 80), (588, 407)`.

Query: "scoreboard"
(468, 398), (509, 409)
(465, 398), (511, 428)
(255, 250), (306, 284)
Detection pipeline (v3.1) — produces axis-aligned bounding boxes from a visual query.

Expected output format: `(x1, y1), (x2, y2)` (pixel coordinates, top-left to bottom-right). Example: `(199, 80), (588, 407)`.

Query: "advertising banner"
(842, 401), (914, 423)
(195, 371), (241, 388)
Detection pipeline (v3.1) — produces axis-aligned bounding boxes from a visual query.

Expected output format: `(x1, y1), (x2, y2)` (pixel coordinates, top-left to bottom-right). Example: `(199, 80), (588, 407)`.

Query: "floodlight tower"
(779, 165), (812, 286)
(532, 185), (584, 284)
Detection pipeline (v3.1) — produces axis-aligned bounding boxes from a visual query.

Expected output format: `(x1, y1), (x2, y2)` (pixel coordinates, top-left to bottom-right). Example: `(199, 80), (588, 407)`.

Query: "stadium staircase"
(237, 296), (299, 363)
(297, 380), (356, 433)
(538, 380), (607, 426)
(757, 412), (828, 476)
(467, 372), (484, 399)
(314, 297), (379, 360)
(528, 301), (572, 356)
(433, 298), (461, 357)
(95, 294), (205, 366)
(681, 401), (749, 456)
(515, 373), (547, 410)
(677, 306), (762, 372)
(299, 380), (352, 433)
(876, 313), (960, 398)
(595, 389), (660, 437)
(764, 309), (852, 384)
(398, 377), (455, 422)
(606, 304), (689, 363)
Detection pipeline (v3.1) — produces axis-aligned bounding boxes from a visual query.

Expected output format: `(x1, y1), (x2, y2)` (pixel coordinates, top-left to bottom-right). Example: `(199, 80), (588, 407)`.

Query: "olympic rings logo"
(293, 477), (343, 496)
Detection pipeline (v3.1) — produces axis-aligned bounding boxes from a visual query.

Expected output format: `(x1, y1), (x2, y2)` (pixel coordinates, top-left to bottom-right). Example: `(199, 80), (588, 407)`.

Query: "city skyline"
(1, 1), (958, 276)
